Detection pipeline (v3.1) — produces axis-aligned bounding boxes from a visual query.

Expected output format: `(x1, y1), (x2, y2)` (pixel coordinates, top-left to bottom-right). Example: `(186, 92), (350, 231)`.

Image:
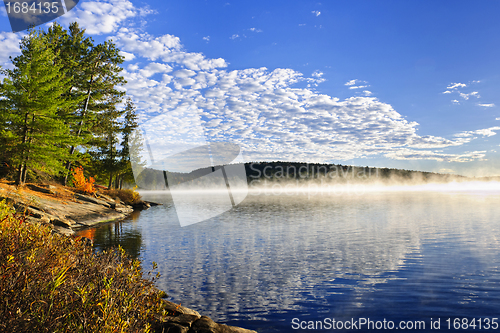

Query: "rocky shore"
(0, 181), (257, 333)
(158, 301), (256, 333)
(0, 182), (142, 235)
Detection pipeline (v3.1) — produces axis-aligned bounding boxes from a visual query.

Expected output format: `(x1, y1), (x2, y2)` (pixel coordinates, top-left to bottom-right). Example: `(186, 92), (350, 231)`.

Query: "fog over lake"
(81, 184), (500, 332)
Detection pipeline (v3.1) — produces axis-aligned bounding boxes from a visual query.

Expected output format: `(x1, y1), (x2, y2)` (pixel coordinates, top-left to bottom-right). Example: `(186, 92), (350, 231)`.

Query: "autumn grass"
(103, 188), (142, 205)
(0, 200), (169, 333)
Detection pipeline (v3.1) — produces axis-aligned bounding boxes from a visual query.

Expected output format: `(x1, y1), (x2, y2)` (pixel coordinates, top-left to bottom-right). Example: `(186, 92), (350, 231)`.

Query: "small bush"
(0, 201), (169, 332)
(103, 187), (141, 205)
(71, 166), (96, 195)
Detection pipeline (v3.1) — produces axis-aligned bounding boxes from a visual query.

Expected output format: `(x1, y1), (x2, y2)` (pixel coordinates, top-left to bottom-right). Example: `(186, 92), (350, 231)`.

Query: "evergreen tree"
(116, 98), (141, 189)
(88, 96), (126, 189)
(0, 29), (76, 185)
(43, 23), (127, 185)
(44, 22), (94, 179)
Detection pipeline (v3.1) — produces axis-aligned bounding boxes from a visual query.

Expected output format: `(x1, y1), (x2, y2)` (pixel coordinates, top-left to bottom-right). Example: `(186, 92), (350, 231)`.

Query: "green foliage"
(0, 22), (135, 187)
(0, 204), (170, 332)
(117, 98), (142, 187)
(43, 22), (127, 186)
(0, 199), (14, 220)
(0, 28), (79, 185)
(87, 98), (142, 190)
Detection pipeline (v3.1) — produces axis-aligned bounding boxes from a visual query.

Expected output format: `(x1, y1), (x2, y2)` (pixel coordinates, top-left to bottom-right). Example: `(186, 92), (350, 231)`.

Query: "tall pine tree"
(1, 29), (76, 185)
(116, 98), (140, 189)
(43, 23), (127, 185)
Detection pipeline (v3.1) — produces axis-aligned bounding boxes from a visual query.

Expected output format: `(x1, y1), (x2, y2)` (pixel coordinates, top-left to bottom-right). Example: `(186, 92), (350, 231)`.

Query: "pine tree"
(1, 29), (76, 185)
(116, 98), (140, 189)
(87, 95), (126, 189)
(44, 22), (94, 177)
(43, 23), (127, 185)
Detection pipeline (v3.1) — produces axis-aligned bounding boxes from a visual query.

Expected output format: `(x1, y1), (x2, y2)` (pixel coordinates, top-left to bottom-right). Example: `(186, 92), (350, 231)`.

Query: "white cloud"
(119, 50), (135, 61)
(173, 69), (196, 78)
(312, 70), (323, 78)
(454, 126), (500, 138)
(58, 0), (149, 35)
(230, 34), (239, 40)
(139, 62), (172, 78)
(345, 79), (368, 89)
(249, 28), (263, 33)
(0, 32), (23, 69)
(113, 30), (227, 71)
(447, 82), (467, 90)
(203, 36), (210, 42)
(496, 117), (500, 121)
(312, 10), (321, 16)
(444, 81), (483, 105)
(478, 103), (494, 107)
(459, 91), (479, 100)
(2, 12), (490, 165)
(114, 28), (493, 164)
(0, 31), (23, 63)
(474, 127), (500, 137)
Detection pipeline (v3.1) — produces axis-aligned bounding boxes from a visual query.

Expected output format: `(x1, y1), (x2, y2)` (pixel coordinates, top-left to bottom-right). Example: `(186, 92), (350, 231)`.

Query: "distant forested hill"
(134, 161), (469, 190)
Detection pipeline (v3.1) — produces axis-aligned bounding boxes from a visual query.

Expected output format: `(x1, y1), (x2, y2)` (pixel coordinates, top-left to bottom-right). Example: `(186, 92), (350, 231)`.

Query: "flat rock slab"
(0, 183), (134, 233)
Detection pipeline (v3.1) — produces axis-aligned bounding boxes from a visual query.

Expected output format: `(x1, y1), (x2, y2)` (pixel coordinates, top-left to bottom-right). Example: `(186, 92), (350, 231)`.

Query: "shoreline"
(0, 182), (135, 235)
(0, 181), (257, 333)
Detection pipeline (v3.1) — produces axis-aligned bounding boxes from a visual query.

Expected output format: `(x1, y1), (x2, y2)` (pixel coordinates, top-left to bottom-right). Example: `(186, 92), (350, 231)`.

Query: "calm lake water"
(78, 188), (500, 332)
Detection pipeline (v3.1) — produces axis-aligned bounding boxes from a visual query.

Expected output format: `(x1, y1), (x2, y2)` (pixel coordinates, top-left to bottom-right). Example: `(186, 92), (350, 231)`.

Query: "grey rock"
(25, 206), (45, 218)
(51, 225), (75, 235)
(162, 301), (201, 317)
(74, 193), (112, 208)
(190, 316), (220, 333)
(115, 203), (133, 214)
(165, 314), (200, 327)
(52, 217), (77, 229)
(39, 215), (51, 224)
(96, 192), (114, 202)
(156, 303), (257, 333)
(27, 184), (55, 195)
(161, 322), (190, 333)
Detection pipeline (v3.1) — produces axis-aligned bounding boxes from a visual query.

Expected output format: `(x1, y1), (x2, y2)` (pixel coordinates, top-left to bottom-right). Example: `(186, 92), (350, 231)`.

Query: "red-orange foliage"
(71, 166), (96, 194)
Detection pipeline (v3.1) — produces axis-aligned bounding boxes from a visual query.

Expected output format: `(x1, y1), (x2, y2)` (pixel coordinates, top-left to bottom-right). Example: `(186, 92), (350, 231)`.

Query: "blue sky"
(1, 0), (500, 176)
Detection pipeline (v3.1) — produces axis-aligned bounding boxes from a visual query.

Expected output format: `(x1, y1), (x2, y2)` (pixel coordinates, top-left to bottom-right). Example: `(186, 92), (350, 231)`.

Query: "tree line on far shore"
(131, 161), (468, 190)
(0, 22), (142, 189)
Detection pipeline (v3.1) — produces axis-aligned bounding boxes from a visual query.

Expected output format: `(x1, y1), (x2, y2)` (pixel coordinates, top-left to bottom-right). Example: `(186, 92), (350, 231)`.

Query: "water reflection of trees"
(92, 212), (143, 258)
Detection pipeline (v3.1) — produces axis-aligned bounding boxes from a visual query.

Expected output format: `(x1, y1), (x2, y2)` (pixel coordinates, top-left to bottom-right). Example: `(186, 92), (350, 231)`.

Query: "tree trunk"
(22, 115), (35, 184)
(63, 74), (95, 186)
(16, 164), (24, 186)
(15, 112), (30, 186)
(108, 172), (113, 190)
(21, 161), (28, 184)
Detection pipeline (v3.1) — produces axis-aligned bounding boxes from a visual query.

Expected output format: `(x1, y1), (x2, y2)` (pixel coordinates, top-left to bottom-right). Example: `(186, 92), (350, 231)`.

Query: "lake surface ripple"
(82, 191), (500, 332)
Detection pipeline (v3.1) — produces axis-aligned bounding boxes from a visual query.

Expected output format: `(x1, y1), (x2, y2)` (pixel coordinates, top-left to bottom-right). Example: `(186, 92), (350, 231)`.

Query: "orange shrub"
(72, 166), (96, 194)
